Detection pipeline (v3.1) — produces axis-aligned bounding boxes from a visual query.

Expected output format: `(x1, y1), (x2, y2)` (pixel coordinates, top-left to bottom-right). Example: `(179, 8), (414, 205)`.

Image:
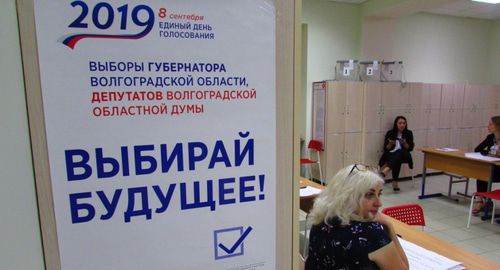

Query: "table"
(419, 148), (500, 219)
(390, 217), (500, 270)
(299, 178), (323, 213)
(299, 177), (500, 269)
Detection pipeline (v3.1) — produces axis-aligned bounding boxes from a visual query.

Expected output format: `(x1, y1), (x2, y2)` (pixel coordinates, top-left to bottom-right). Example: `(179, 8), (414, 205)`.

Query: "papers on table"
(435, 147), (459, 152)
(299, 186), (322, 197)
(399, 238), (464, 270)
(465, 152), (500, 162)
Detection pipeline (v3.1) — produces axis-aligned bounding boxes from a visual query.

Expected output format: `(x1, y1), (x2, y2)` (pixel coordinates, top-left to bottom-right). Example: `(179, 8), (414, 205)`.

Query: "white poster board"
(312, 81), (326, 149)
(33, 1), (276, 269)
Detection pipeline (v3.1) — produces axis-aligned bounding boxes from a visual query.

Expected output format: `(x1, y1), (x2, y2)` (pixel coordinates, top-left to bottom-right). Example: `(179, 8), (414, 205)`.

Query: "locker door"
(449, 128), (462, 149)
(439, 84), (454, 128)
(327, 81), (346, 133)
(363, 82), (382, 132)
(494, 85), (500, 115)
(462, 85), (480, 128)
(412, 129), (428, 150)
(408, 83), (424, 130)
(425, 129), (443, 173)
(382, 82), (407, 107)
(361, 131), (384, 167)
(473, 127), (487, 148)
(412, 151), (424, 177)
(345, 82), (364, 132)
(480, 127), (489, 141)
(436, 129), (451, 147)
(344, 132), (363, 167)
(459, 128), (475, 152)
(382, 82), (408, 130)
(480, 85), (494, 125)
(426, 129), (440, 148)
(412, 129), (427, 175)
(423, 83), (442, 129)
(451, 84), (465, 129)
(326, 133), (345, 181)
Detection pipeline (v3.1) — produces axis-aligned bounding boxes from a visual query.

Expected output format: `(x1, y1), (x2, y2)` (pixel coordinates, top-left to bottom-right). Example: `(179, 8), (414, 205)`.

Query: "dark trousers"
(477, 180), (488, 193)
(385, 150), (405, 180)
(476, 166), (500, 192)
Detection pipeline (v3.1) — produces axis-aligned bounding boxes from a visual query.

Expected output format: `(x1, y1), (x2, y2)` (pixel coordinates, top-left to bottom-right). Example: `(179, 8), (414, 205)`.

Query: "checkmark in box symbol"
(214, 226), (253, 260)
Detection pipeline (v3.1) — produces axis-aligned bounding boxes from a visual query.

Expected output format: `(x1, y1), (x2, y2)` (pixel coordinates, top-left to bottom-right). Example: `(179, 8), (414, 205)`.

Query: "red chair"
(467, 189), (500, 228)
(301, 140), (323, 185)
(382, 204), (426, 229)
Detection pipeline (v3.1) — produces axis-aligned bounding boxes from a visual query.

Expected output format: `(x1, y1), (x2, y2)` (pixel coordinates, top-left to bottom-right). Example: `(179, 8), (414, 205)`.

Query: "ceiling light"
(472, 0), (500, 4)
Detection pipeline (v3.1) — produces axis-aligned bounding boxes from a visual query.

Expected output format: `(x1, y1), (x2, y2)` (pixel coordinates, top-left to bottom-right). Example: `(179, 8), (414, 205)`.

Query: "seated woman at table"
(472, 116), (500, 215)
(379, 116), (414, 191)
(305, 164), (409, 270)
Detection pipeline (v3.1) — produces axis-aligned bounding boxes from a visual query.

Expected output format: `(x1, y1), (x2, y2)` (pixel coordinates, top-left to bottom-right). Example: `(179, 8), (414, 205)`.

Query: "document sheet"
(399, 238), (464, 270)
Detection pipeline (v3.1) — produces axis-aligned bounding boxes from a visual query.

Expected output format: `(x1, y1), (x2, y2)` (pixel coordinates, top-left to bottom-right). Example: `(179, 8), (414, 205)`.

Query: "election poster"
(33, 0), (276, 269)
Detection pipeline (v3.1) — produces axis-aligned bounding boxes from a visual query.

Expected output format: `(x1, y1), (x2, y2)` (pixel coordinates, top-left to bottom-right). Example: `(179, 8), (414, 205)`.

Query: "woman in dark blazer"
(472, 116), (500, 215)
(379, 116), (414, 191)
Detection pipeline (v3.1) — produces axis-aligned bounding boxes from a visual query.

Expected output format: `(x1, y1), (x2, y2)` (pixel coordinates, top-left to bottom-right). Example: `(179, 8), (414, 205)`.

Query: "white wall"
(302, 0), (361, 141)
(489, 20), (500, 85)
(0, 1), (45, 269)
(361, 13), (495, 84)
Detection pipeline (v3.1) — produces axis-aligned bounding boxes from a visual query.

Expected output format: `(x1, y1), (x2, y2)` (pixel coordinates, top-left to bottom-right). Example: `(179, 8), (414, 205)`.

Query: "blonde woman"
(305, 164), (409, 270)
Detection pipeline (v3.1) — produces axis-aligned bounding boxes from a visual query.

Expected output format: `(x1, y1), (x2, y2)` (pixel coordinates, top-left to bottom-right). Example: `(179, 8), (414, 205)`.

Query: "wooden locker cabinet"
(462, 84), (482, 128)
(363, 82), (419, 132)
(439, 84), (465, 129)
(363, 82), (383, 132)
(479, 85), (500, 127)
(345, 82), (364, 132)
(326, 81), (364, 133)
(449, 128), (462, 149)
(495, 85), (500, 116)
(426, 129), (451, 149)
(327, 81), (347, 134)
(459, 128), (476, 152)
(381, 82), (408, 131)
(322, 132), (363, 182)
(318, 81), (364, 183)
(407, 83), (424, 131)
(361, 131), (385, 167)
(451, 84), (466, 128)
(311, 80), (500, 182)
(411, 129), (428, 175)
(344, 132), (363, 167)
(422, 83), (442, 129)
(325, 133), (345, 181)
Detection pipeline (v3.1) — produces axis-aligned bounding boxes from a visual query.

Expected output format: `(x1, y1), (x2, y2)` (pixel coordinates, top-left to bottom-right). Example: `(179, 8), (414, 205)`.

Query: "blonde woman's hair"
(309, 164), (384, 226)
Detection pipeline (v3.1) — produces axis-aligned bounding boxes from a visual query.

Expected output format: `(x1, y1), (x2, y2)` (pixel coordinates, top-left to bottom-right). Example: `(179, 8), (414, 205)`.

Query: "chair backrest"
(308, 140), (323, 152)
(382, 204), (425, 226)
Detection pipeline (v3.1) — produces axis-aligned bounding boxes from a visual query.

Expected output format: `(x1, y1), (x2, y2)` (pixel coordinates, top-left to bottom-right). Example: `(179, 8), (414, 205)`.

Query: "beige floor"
(299, 174), (500, 265)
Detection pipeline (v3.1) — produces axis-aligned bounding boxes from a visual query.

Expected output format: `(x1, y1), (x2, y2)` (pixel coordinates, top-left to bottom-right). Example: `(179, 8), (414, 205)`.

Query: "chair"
(401, 162), (415, 187)
(382, 204), (426, 229)
(301, 140), (323, 185)
(467, 189), (500, 228)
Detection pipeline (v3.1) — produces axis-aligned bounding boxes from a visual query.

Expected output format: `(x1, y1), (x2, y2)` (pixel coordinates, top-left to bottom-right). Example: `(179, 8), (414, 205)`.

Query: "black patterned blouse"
(305, 218), (392, 270)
